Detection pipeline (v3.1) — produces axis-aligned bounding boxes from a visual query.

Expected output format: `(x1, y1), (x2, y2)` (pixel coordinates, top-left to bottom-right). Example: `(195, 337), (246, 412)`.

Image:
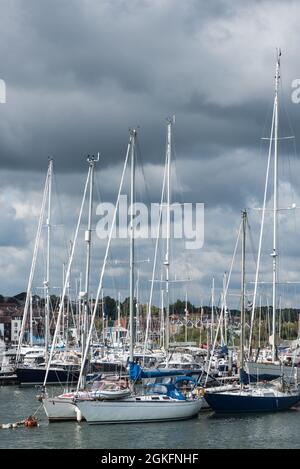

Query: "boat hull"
(43, 390), (132, 421)
(204, 392), (300, 414)
(43, 397), (78, 421)
(77, 398), (203, 424)
(16, 367), (80, 386)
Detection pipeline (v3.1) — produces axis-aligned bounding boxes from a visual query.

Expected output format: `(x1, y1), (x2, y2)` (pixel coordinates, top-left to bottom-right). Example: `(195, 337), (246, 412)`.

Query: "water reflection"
(0, 386), (299, 449)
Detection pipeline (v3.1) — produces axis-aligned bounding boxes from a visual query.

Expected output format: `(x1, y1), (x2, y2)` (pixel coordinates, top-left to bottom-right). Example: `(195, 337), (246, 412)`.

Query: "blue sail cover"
(146, 376), (197, 400)
(128, 361), (199, 381)
(240, 368), (279, 385)
(220, 345), (228, 355)
(128, 361), (142, 381)
(146, 382), (185, 400)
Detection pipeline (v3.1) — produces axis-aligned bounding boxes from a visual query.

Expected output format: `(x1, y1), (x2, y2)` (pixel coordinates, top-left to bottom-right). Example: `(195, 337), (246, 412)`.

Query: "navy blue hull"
(16, 367), (80, 385)
(205, 392), (300, 413)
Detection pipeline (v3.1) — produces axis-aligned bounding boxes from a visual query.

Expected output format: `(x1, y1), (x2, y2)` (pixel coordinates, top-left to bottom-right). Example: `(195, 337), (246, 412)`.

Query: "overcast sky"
(1, 0), (300, 309)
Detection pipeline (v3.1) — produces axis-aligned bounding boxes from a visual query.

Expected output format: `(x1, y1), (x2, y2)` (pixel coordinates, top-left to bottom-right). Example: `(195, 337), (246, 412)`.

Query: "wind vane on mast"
(87, 152), (100, 164)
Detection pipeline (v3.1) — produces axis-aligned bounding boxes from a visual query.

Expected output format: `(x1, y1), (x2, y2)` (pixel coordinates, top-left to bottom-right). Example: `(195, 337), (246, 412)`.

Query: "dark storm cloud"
(1, 0), (299, 176)
(1, 0), (300, 303)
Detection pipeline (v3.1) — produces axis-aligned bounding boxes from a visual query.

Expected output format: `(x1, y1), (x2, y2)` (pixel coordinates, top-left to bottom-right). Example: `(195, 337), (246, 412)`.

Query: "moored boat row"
(3, 50), (300, 427)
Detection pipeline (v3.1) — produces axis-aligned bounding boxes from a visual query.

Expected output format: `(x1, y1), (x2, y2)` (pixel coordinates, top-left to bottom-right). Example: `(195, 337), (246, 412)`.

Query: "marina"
(1, 0), (300, 452)
(0, 386), (300, 449)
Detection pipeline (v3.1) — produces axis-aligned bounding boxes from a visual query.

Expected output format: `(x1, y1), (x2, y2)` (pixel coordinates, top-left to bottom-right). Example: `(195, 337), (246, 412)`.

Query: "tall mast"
(44, 158), (53, 365)
(279, 295), (282, 340)
(185, 291), (188, 343)
(66, 276), (70, 350)
(164, 117), (173, 352)
(44, 161), (92, 387)
(240, 210), (247, 371)
(200, 298), (203, 346)
(29, 294), (33, 347)
(62, 264), (65, 341)
(160, 288), (164, 348)
(102, 289), (105, 345)
(66, 241), (72, 350)
(258, 295), (262, 349)
(82, 155), (98, 369)
(17, 162), (50, 361)
(129, 129), (137, 363)
(272, 49), (281, 362)
(76, 133), (132, 391)
(117, 291), (121, 345)
(135, 269), (140, 345)
(211, 277), (215, 344)
(223, 272), (228, 345)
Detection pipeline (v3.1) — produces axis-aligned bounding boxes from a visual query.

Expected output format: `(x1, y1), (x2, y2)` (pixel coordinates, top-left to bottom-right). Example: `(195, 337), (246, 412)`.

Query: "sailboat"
(75, 124), (202, 424)
(42, 154), (99, 420)
(15, 160), (81, 385)
(15, 160), (53, 384)
(205, 210), (300, 413)
(245, 50), (300, 381)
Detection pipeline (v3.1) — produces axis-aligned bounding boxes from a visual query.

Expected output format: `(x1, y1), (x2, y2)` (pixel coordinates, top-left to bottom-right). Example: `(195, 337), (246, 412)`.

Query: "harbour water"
(0, 386), (300, 449)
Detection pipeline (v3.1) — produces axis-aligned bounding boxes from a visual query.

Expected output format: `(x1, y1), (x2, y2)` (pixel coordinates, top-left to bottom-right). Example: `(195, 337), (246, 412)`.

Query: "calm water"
(0, 385), (300, 449)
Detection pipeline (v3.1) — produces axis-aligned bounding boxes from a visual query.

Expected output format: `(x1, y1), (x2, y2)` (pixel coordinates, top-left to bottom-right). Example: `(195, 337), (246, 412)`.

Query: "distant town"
(1, 293), (299, 348)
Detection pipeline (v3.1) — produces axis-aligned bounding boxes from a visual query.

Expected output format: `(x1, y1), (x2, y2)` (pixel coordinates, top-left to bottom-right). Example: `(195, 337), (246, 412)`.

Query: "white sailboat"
(42, 155), (99, 421)
(76, 124), (202, 424)
(43, 378), (131, 421)
(77, 395), (203, 424)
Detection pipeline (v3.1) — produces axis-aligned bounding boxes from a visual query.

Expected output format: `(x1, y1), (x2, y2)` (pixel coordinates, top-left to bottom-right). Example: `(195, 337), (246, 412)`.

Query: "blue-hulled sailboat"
(206, 207), (300, 414)
(204, 384), (300, 414)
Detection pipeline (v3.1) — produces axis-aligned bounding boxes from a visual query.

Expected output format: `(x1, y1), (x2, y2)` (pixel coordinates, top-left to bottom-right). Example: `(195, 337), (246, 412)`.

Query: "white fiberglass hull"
(43, 397), (78, 421)
(43, 389), (132, 421)
(77, 397), (203, 424)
